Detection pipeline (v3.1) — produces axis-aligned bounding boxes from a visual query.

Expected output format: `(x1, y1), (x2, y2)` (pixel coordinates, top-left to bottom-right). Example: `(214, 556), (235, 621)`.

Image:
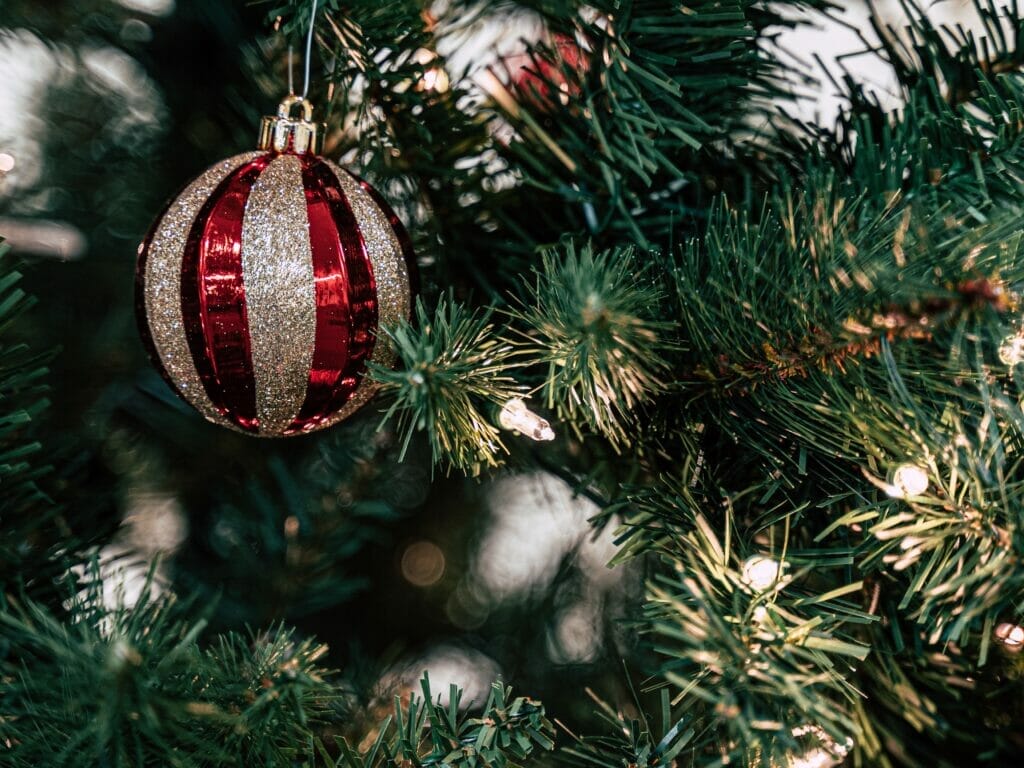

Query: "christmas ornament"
(136, 95), (415, 436)
(505, 32), (591, 109)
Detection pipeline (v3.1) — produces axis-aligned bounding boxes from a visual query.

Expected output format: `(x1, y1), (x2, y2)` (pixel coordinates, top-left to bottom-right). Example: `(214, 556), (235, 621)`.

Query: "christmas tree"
(3, 0), (1024, 765)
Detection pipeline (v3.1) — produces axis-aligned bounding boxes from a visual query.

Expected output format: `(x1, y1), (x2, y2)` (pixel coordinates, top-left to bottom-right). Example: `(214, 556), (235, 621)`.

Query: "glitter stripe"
(139, 152), (259, 428)
(239, 154), (317, 434)
(137, 196), (182, 396)
(333, 164), (411, 352)
(286, 157), (378, 433)
(359, 177), (419, 301)
(181, 156), (270, 432)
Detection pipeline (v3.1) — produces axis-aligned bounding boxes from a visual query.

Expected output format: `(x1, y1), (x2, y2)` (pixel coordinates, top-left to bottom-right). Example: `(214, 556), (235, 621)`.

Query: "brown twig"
(689, 278), (1012, 395)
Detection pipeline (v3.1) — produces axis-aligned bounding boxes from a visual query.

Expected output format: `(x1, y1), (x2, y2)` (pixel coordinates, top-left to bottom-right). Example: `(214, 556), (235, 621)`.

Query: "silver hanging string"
(288, 45), (294, 94)
(286, 0), (318, 97)
(302, 0), (317, 98)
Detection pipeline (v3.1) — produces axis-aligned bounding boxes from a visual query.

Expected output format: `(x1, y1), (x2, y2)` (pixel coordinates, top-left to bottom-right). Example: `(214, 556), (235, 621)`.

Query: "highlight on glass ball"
(135, 96), (416, 437)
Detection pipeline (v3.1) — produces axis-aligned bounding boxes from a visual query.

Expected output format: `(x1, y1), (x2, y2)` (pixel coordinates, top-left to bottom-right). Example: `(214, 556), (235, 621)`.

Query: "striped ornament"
(136, 150), (414, 436)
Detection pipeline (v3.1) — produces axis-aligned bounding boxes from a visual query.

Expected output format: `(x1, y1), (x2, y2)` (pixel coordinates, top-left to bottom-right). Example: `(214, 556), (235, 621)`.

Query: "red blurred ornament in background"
(504, 32), (591, 109)
(136, 96), (416, 436)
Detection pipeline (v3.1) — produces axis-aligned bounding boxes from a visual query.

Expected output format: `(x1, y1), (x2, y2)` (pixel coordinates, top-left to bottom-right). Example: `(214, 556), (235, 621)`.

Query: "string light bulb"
(421, 65), (450, 93)
(994, 622), (1024, 653)
(787, 724), (853, 768)
(498, 398), (555, 441)
(998, 333), (1024, 366)
(741, 555), (783, 592)
(887, 463), (929, 498)
(411, 48), (450, 93)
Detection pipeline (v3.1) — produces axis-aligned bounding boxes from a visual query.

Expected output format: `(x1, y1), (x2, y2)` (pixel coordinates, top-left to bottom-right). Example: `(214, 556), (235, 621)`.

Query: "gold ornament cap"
(258, 95), (324, 154)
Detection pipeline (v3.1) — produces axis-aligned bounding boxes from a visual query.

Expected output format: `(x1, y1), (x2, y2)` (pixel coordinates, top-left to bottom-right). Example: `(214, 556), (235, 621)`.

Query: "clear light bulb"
(999, 334), (1024, 366)
(741, 556), (781, 592)
(887, 464), (929, 498)
(498, 398), (555, 441)
(995, 622), (1024, 653)
(787, 724), (853, 768)
(421, 66), (450, 93)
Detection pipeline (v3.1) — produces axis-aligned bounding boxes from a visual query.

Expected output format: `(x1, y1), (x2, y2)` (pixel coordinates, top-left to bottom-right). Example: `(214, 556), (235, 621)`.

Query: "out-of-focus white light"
(741, 556), (781, 592)
(995, 622), (1024, 653)
(999, 334), (1024, 365)
(887, 464), (929, 498)
(788, 724), (854, 768)
(0, 153), (14, 172)
(547, 597), (602, 664)
(115, 0), (175, 16)
(473, 472), (596, 600)
(382, 645), (500, 707)
(401, 540), (446, 587)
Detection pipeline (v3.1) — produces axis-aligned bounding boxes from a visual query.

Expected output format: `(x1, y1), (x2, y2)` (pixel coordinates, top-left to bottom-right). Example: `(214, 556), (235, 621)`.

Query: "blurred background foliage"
(0, 0), (642, 741)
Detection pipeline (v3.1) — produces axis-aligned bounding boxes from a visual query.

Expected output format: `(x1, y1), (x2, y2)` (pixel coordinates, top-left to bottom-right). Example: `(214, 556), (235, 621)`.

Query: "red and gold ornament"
(136, 96), (415, 436)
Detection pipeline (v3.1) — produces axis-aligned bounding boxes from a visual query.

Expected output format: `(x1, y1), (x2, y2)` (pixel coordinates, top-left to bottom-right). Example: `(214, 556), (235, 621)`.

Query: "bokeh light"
(401, 540), (446, 587)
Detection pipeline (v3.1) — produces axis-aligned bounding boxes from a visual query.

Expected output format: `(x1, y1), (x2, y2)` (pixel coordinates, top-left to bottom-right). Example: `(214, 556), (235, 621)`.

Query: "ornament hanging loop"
(278, 94), (314, 121)
(258, 95), (324, 154)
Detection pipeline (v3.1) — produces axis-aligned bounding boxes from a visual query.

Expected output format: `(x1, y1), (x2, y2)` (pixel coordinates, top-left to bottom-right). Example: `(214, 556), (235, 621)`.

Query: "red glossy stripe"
(286, 158), (378, 433)
(348, 170), (419, 302)
(287, 156), (352, 428)
(181, 155), (270, 431)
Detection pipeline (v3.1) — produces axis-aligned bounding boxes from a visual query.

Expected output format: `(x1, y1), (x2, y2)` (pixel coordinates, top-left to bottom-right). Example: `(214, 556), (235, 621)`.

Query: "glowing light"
(887, 464), (929, 498)
(498, 398), (554, 441)
(0, 152), (14, 172)
(381, 645), (500, 707)
(994, 622), (1024, 653)
(474, 472), (598, 600)
(421, 67), (450, 93)
(999, 333), (1024, 365)
(788, 724), (853, 768)
(401, 540), (446, 587)
(115, 0), (175, 15)
(741, 556), (781, 592)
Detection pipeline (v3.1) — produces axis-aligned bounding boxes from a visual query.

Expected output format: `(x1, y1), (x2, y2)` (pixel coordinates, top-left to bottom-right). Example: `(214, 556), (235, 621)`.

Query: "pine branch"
(0, 242), (113, 605)
(370, 296), (523, 474)
(328, 675), (554, 768)
(641, 511), (870, 766)
(560, 687), (694, 768)
(688, 276), (1013, 396)
(0, 569), (336, 767)
(486, 0), (834, 247)
(507, 241), (676, 448)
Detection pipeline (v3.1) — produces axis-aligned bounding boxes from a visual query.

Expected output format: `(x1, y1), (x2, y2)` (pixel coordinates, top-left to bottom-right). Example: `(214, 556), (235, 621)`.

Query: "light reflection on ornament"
(887, 463), (929, 498)
(741, 556), (782, 592)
